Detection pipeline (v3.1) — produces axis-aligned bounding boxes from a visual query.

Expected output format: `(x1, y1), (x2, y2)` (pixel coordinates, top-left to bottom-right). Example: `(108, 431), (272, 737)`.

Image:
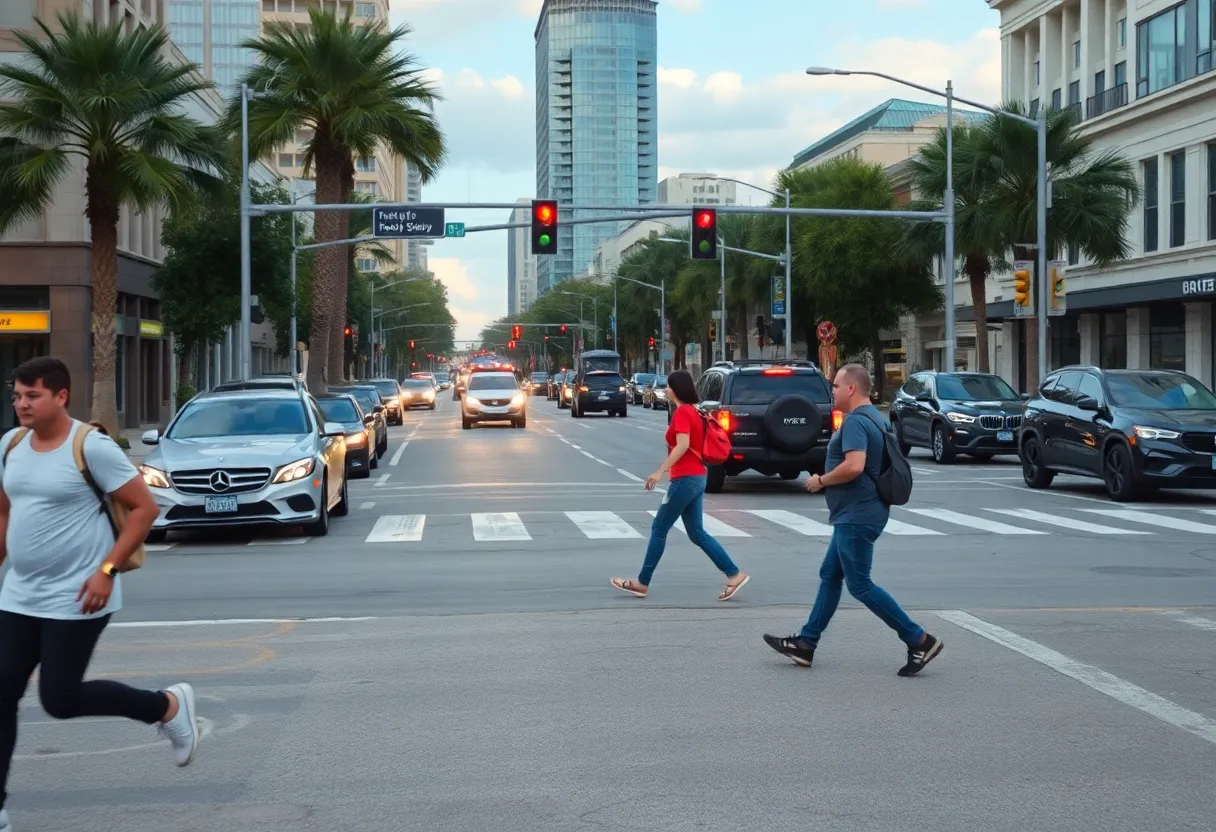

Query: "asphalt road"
(9, 392), (1216, 831)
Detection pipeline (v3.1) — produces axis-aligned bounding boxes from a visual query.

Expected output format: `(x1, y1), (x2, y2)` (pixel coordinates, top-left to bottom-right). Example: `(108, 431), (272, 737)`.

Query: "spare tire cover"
(764, 394), (823, 453)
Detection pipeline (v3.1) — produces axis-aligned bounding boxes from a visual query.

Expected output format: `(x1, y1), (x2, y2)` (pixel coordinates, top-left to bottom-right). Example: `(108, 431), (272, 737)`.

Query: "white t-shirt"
(0, 421), (139, 619)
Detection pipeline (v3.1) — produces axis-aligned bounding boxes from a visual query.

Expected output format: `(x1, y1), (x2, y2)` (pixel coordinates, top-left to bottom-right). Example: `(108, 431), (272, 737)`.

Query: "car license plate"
(997, 430), (1013, 442)
(205, 495), (239, 514)
(599, 393), (608, 400)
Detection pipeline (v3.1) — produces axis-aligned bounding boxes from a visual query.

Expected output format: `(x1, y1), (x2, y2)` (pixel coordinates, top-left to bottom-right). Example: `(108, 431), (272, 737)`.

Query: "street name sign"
(445, 222), (466, 238)
(373, 207), (445, 239)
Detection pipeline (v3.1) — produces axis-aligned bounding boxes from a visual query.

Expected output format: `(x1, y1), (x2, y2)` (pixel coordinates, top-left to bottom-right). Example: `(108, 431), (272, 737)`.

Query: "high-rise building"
(658, 174), (737, 206)
(534, 0), (658, 295)
(507, 200), (537, 316)
(403, 158), (431, 273)
(167, 0), (259, 100)
(259, 0), (406, 271)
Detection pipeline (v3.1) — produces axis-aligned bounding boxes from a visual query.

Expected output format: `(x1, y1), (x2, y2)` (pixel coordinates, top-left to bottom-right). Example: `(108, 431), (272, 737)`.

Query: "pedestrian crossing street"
(146, 505), (1216, 548)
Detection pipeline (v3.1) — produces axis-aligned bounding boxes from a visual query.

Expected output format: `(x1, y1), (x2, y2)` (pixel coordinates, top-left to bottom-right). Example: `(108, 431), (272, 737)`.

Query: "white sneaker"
(0, 807), (12, 831)
(157, 683), (199, 766)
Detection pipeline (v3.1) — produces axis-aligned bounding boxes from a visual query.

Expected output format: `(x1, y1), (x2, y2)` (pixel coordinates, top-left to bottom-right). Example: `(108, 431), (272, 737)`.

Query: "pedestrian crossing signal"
(560, 325), (567, 335)
(1051, 267), (1066, 302)
(508, 340), (516, 350)
(409, 340), (415, 349)
(1013, 268), (1032, 308)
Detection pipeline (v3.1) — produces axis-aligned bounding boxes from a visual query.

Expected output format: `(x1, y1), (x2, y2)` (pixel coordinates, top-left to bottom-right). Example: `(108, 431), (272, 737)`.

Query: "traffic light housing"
(544, 335), (550, 344)
(708, 319), (717, 341)
(512, 325), (521, 341)
(531, 199), (558, 255)
(559, 324), (567, 335)
(691, 208), (717, 260)
(409, 340), (415, 350)
(648, 336), (656, 349)
(508, 340), (516, 350)
(1013, 267), (1033, 308)
(1050, 266), (1066, 304)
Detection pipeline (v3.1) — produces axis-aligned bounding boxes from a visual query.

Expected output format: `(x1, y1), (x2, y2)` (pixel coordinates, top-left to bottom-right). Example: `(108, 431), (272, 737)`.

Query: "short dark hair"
(666, 369), (699, 405)
(13, 356), (71, 399)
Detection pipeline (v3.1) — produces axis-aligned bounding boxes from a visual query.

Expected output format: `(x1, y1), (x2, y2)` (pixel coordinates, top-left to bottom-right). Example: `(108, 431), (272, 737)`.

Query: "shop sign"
(139, 319), (165, 338)
(0, 311), (51, 333)
(1181, 277), (1216, 297)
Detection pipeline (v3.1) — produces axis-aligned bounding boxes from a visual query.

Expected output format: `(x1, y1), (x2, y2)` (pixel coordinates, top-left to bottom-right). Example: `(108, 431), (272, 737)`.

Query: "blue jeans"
(800, 522), (924, 646)
(638, 475), (740, 586)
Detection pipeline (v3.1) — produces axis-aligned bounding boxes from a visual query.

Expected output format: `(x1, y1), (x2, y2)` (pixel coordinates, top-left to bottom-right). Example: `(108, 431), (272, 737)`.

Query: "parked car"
(328, 384), (388, 459)
(889, 371), (1028, 463)
(360, 378), (405, 424)
(316, 393), (375, 478)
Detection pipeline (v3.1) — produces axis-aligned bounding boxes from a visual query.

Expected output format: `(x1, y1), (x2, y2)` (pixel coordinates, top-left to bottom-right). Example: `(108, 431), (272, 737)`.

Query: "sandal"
(718, 574), (750, 601)
(611, 577), (647, 597)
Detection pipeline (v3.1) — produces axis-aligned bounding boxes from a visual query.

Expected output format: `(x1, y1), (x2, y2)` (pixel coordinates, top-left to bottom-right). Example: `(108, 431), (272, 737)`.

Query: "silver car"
(138, 389), (349, 540)
(461, 371), (526, 429)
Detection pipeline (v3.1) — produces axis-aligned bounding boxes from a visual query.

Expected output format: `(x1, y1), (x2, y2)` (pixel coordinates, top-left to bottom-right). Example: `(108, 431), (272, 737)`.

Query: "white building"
(658, 174), (737, 206)
(507, 200), (537, 316)
(982, 0), (1216, 392)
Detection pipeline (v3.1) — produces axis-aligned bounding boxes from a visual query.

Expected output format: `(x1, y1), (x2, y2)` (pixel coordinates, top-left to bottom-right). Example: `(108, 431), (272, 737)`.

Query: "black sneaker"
(763, 633), (816, 667)
(898, 633), (943, 677)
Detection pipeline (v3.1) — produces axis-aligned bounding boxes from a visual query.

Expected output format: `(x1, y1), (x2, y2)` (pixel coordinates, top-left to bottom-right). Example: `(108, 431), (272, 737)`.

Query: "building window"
(1050, 316), (1081, 370)
(1137, 4), (1188, 97)
(278, 153), (294, 168)
(1030, 98), (1040, 118)
(1150, 304), (1187, 371)
(354, 182), (378, 196)
(355, 258), (377, 272)
(262, 0), (274, 10)
(1143, 158), (1159, 252)
(355, 2), (375, 16)
(356, 156), (376, 173)
(1100, 313), (1127, 369)
(1094, 70), (1106, 94)
(1170, 152), (1186, 247)
(1034, 60), (1040, 86)
(1068, 242), (1080, 265)
(1068, 80), (1080, 105)
(1118, 17), (1127, 48)
(1051, 88), (1062, 109)
(1115, 60), (1127, 89)
(1074, 40), (1082, 67)
(1200, 0), (1213, 73)
(1209, 143), (1216, 240)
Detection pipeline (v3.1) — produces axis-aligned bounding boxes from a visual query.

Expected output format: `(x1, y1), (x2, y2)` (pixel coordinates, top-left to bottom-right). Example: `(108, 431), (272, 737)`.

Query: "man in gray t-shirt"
(764, 364), (943, 678)
(0, 358), (201, 832)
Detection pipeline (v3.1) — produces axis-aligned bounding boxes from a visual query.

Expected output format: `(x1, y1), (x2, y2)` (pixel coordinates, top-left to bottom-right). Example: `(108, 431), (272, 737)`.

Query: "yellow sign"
(0, 311), (50, 333)
(139, 320), (164, 338)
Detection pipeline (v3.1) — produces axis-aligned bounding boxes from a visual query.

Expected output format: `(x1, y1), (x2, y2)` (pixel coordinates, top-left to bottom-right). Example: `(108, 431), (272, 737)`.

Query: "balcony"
(1085, 83), (1128, 119)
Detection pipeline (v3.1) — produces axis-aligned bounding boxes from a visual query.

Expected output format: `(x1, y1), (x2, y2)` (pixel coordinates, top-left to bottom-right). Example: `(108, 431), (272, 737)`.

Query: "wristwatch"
(100, 562), (119, 578)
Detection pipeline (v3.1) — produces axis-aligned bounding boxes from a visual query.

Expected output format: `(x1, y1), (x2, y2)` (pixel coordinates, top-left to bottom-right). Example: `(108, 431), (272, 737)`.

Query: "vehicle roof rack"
(712, 358), (819, 370)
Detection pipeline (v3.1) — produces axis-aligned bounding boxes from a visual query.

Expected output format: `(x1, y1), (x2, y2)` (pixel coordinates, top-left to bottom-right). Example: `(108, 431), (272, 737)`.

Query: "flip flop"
(611, 577), (647, 597)
(718, 574), (750, 601)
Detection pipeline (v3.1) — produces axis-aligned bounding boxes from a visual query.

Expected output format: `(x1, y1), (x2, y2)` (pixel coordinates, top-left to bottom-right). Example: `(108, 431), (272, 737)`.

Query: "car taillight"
(579, 385), (589, 392)
(714, 410), (733, 431)
(831, 408), (844, 432)
(762, 367), (793, 375)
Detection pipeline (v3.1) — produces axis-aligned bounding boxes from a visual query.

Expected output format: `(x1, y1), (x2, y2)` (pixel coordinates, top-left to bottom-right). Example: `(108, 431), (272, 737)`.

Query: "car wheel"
(1103, 443), (1139, 502)
(304, 479), (330, 537)
(462, 417), (472, 430)
(430, 404), (436, 410)
(644, 401), (651, 409)
(515, 416), (527, 429)
(893, 419), (912, 457)
(618, 408), (627, 417)
(1020, 435), (1055, 489)
(931, 424), (955, 464)
(332, 474), (350, 516)
(370, 452), (378, 470)
(146, 528), (167, 544)
(705, 465), (726, 493)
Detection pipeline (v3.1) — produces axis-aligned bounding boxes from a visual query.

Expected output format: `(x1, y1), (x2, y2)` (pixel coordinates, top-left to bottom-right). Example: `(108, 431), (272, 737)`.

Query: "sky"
(389, 0), (1004, 342)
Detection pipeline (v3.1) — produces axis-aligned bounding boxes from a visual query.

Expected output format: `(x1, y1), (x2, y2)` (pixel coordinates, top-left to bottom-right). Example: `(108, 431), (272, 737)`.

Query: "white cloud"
(491, 75), (527, 99)
(656, 67), (698, 89)
(429, 257), (481, 302)
(877, 0), (928, 8)
(455, 68), (486, 89)
(665, 0), (703, 10)
(704, 71), (743, 104)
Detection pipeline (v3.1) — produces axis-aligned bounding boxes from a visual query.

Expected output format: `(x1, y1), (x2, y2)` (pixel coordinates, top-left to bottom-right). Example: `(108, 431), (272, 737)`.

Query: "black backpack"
(854, 410), (914, 506)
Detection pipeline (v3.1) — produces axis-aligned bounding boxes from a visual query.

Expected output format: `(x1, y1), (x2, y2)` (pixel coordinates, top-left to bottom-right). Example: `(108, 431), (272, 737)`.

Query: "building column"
(1061, 4), (1071, 101)
(998, 321), (1019, 386)
(1079, 0), (1090, 104)
(1104, 0), (1114, 82)
(1185, 302), (1213, 383)
(1024, 29), (1035, 102)
(1126, 308), (1151, 368)
(1079, 312), (1100, 365)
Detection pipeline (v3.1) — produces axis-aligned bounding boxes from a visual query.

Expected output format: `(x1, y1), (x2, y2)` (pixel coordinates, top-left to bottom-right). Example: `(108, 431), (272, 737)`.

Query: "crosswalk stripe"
(247, 537), (311, 546)
(146, 543), (176, 552)
(743, 509), (833, 536)
(883, 519), (944, 536)
(365, 514), (426, 543)
(1160, 610), (1216, 632)
(471, 512), (531, 542)
(904, 508), (1048, 535)
(985, 508), (1152, 535)
(1081, 509), (1216, 534)
(568, 511), (643, 539)
(648, 511), (751, 537)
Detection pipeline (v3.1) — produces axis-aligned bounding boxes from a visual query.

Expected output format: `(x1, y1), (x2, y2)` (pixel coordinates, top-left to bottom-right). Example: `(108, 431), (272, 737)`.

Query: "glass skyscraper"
(168, 0), (259, 101)
(534, 0), (658, 294)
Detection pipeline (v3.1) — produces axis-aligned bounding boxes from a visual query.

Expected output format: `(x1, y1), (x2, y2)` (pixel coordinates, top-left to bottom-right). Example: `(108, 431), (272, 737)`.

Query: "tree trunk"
(307, 147), (346, 394)
(177, 346), (194, 389)
(963, 254), (991, 374)
(327, 157), (355, 384)
(86, 181), (121, 436)
(735, 303), (749, 360)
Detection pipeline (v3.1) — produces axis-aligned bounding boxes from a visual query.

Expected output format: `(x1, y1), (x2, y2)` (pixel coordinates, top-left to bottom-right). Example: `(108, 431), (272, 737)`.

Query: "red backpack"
(696, 411), (732, 466)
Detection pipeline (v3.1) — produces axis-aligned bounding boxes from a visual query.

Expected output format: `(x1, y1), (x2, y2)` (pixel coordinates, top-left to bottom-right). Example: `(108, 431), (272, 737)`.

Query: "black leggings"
(0, 610), (169, 809)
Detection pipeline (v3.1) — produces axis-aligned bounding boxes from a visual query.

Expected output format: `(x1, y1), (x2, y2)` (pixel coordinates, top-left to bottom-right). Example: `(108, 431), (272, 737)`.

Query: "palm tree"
(0, 13), (224, 433)
(234, 7), (446, 392)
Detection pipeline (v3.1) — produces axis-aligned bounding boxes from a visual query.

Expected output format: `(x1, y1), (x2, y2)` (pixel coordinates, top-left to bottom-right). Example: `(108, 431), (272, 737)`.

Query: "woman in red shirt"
(611, 370), (749, 600)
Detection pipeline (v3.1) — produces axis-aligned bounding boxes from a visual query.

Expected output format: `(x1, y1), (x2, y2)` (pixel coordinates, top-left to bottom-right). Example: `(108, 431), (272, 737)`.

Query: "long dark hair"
(666, 369), (698, 406)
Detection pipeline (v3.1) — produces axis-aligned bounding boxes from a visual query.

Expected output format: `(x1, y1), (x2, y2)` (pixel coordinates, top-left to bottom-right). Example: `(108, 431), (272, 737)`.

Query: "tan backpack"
(4, 422), (145, 573)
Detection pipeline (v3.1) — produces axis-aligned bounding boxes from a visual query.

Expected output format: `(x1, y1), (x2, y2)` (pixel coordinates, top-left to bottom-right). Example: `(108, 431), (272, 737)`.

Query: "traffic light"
(508, 340), (516, 350)
(409, 340), (415, 350)
(512, 325), (521, 341)
(691, 208), (717, 260)
(559, 324), (567, 335)
(708, 319), (717, 341)
(544, 335), (550, 344)
(1013, 267), (1033, 308)
(648, 336), (656, 349)
(1050, 265), (1066, 305)
(531, 199), (558, 255)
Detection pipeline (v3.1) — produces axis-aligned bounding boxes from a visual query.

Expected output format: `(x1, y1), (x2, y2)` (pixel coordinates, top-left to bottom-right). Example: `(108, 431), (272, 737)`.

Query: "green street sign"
(445, 222), (466, 238)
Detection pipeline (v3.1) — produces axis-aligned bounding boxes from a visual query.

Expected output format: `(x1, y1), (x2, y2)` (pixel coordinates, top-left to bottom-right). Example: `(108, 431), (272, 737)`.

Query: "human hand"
(805, 474), (824, 494)
(78, 570), (114, 614)
(645, 471), (662, 491)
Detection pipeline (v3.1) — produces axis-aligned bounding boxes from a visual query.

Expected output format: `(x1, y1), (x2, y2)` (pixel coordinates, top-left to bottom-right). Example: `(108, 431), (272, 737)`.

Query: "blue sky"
(388, 0), (1002, 341)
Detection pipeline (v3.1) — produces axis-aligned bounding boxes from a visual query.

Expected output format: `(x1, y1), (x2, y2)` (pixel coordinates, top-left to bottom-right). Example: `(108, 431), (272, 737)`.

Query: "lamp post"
(239, 84), (252, 380)
(368, 275), (430, 377)
(610, 273), (666, 372)
(554, 290), (598, 348)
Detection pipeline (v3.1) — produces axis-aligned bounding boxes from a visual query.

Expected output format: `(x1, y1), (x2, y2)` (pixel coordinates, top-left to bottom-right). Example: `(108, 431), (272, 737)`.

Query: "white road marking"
(744, 509), (833, 536)
(389, 441), (409, 466)
(597, 459), (614, 466)
(111, 616), (378, 629)
(581, 450), (597, 459)
(937, 610), (1216, 746)
(905, 508), (1048, 534)
(882, 519), (944, 536)
(366, 482), (643, 491)
(911, 467), (939, 475)
(359, 501), (375, 510)
(575, 422), (591, 429)
(373, 474), (391, 488)
(571, 444), (582, 450)
(986, 508), (1152, 535)
(471, 512), (532, 542)
(649, 510), (750, 537)
(1081, 509), (1216, 534)
(1160, 610), (1216, 632)
(617, 469), (644, 482)
(247, 537), (310, 546)
(145, 543), (176, 551)
(365, 514), (426, 543)
(567, 511), (643, 539)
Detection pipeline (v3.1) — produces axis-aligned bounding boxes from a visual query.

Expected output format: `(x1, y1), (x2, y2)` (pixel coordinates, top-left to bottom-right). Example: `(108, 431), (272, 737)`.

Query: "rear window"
(586, 373), (624, 388)
(729, 372), (830, 405)
(317, 398), (359, 422)
(402, 379), (433, 389)
(371, 381), (399, 396)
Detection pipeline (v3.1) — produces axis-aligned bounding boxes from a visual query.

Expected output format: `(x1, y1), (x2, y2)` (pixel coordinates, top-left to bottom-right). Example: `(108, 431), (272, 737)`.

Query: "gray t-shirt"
(0, 422), (138, 620)
(823, 404), (890, 527)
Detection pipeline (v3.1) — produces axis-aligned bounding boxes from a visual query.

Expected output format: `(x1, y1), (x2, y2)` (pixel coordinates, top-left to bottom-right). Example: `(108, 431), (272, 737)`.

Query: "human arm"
(647, 431), (691, 490)
(0, 488), (9, 569)
(806, 416), (871, 492)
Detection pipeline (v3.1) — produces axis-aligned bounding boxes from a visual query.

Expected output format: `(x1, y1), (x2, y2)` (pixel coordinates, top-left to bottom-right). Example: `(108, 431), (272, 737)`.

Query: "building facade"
(657, 174), (737, 206)
(534, 0), (658, 295)
(507, 200), (537, 316)
(167, 0), (259, 99)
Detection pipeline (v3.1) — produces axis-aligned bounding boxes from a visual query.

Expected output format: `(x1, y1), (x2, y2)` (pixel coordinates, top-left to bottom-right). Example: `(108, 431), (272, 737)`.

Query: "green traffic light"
(539, 233), (551, 247)
(698, 240), (710, 253)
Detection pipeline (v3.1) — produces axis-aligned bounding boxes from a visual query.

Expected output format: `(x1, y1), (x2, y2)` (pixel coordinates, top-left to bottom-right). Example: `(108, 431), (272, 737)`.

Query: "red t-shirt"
(666, 404), (707, 479)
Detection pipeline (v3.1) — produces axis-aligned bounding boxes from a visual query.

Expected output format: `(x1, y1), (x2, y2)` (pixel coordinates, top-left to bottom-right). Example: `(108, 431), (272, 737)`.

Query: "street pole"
(1036, 108), (1049, 383)
(718, 235), (726, 363)
(239, 84), (252, 380)
(784, 187), (793, 359)
(290, 228), (298, 378)
(660, 279), (666, 374)
(944, 79), (956, 372)
(368, 281), (375, 378)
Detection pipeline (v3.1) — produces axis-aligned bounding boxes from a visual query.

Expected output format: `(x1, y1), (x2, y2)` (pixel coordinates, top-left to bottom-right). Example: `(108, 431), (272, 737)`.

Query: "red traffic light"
(409, 340), (415, 349)
(559, 324), (567, 335)
(512, 325), (521, 340)
(695, 209), (715, 229)
(344, 327), (352, 336)
(648, 336), (656, 348)
(544, 335), (550, 343)
(535, 202), (555, 224)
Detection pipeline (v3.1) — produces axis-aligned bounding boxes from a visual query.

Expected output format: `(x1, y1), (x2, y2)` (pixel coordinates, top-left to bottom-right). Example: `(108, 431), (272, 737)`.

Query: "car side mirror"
(1075, 394), (1100, 411)
(1020, 392), (1031, 401)
(915, 391), (934, 403)
(374, 405), (384, 413)
(322, 421), (346, 437)
(141, 429), (160, 446)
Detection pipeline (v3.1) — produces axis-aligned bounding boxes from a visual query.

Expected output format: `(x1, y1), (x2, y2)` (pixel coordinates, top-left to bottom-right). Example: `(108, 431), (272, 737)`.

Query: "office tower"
(167, 0), (259, 100)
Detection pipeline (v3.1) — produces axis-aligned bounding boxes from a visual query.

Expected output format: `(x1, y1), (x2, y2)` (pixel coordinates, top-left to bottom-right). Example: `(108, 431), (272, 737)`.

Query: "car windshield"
(368, 381), (398, 397)
(435, 373), (450, 382)
(652, 376), (667, 388)
(469, 374), (517, 391)
(731, 373), (830, 405)
(317, 398), (360, 422)
(170, 398), (310, 439)
(531, 373), (549, 381)
(635, 374), (655, 385)
(936, 374), (1019, 401)
(351, 392), (379, 412)
(1106, 373), (1216, 409)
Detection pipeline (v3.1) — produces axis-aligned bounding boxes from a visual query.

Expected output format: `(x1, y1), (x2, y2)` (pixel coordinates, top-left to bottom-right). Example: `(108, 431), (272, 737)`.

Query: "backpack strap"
(3, 428), (30, 464)
(71, 423), (107, 503)
(851, 409), (892, 482)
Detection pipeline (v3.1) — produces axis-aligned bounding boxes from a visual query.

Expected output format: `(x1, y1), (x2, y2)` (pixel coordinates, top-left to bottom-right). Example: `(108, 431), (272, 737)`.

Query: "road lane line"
(649, 510), (750, 537)
(597, 459), (614, 466)
(1160, 610), (1216, 631)
(247, 537), (310, 546)
(112, 616), (378, 628)
(373, 474), (391, 488)
(567, 511), (643, 539)
(744, 509), (833, 536)
(366, 514), (426, 543)
(986, 508), (1152, 535)
(359, 501), (375, 510)
(617, 469), (644, 482)
(1082, 509), (1216, 534)
(937, 610), (1216, 747)
(581, 450), (596, 459)
(471, 512), (531, 542)
(905, 508), (1048, 534)
(911, 467), (939, 475)
(389, 441), (409, 466)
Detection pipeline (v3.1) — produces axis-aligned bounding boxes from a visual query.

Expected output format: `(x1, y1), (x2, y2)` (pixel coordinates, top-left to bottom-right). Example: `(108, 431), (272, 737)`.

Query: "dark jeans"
(638, 475), (740, 586)
(0, 611), (169, 810)
(799, 522), (924, 646)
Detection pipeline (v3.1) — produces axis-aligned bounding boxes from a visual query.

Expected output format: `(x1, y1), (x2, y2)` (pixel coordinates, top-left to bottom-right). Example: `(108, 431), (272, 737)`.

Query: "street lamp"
(603, 273), (667, 373)
(554, 290), (599, 349)
(368, 275), (431, 376)
(806, 67), (1048, 380)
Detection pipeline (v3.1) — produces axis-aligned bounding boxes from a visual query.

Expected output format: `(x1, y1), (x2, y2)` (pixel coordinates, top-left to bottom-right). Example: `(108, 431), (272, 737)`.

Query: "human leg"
(0, 612), (42, 813)
(833, 523), (926, 646)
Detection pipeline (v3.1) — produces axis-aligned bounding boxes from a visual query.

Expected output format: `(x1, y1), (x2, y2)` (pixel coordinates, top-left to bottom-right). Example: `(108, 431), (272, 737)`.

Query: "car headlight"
(139, 464), (170, 489)
(618, 386), (626, 392)
(345, 431), (366, 446)
(510, 393), (525, 407)
(387, 398), (400, 407)
(1133, 425), (1181, 440)
(272, 457), (316, 484)
(465, 396), (482, 408)
(946, 412), (976, 424)
(424, 391), (435, 400)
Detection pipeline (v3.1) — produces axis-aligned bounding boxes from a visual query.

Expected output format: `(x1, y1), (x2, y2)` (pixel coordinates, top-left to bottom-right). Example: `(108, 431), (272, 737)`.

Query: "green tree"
(233, 8), (446, 392)
(0, 13), (224, 432)
(615, 235), (688, 369)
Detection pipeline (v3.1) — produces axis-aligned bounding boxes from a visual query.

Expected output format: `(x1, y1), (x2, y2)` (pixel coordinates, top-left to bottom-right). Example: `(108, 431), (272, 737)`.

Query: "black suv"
(890, 371), (1028, 463)
(671, 360), (837, 492)
(571, 370), (628, 417)
(1020, 365), (1216, 501)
